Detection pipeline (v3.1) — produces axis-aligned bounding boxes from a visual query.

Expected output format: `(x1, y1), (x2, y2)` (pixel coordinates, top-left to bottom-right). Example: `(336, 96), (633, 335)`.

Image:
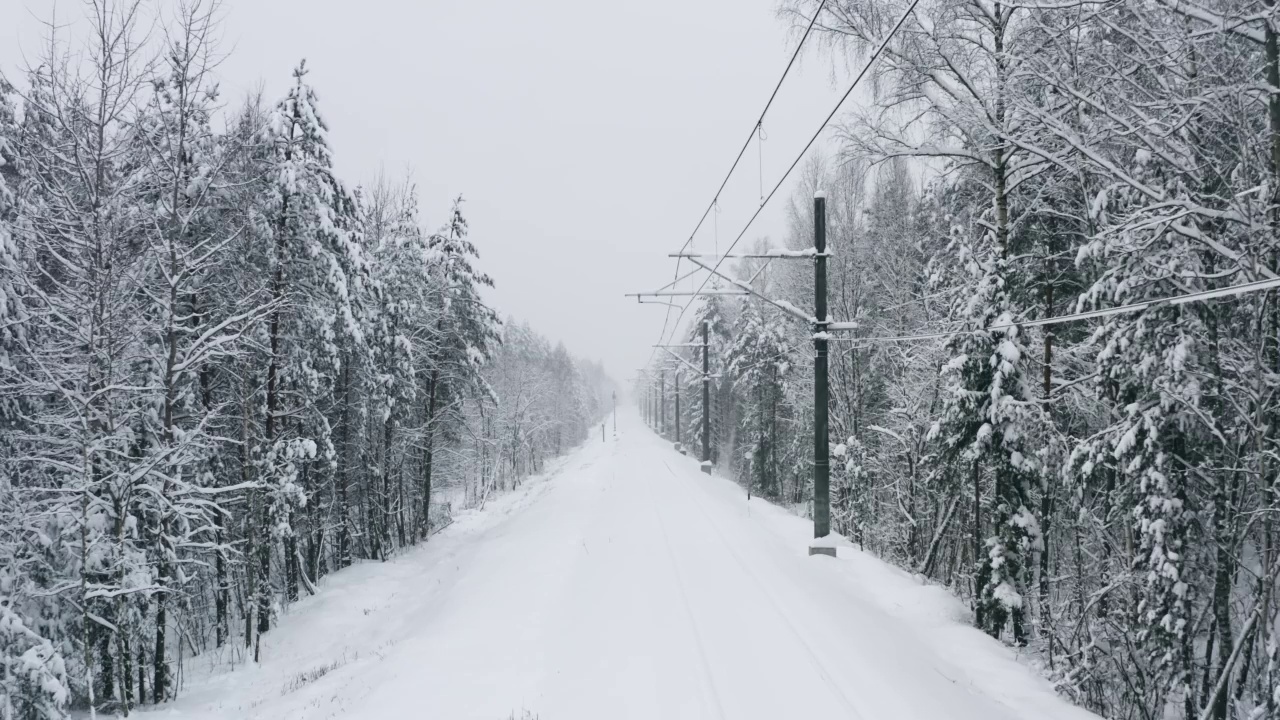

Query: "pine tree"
(928, 173), (1042, 646)
(11, 6), (158, 706)
(251, 58), (363, 642)
(728, 298), (791, 497)
(682, 290), (733, 465)
(0, 9), (610, 715)
(417, 197), (500, 538)
(0, 71), (72, 720)
(128, 3), (275, 698)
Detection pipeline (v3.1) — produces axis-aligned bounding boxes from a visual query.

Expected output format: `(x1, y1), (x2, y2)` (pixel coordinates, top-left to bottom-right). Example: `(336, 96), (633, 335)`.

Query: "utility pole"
(701, 320), (711, 473)
(674, 369), (681, 449)
(811, 190), (832, 552)
(660, 369), (666, 438)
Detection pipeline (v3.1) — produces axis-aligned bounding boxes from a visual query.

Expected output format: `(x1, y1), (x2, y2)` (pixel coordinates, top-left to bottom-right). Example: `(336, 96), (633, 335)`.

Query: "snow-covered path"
(157, 410), (1099, 720)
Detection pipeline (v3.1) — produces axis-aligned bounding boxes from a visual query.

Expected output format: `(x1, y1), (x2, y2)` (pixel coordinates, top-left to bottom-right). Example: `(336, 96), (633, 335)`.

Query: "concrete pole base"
(808, 545), (837, 557)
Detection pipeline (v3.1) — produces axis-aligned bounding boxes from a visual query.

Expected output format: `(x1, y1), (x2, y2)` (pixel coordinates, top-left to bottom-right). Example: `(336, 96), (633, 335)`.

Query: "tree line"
(643, 0), (1280, 716)
(0, 2), (612, 717)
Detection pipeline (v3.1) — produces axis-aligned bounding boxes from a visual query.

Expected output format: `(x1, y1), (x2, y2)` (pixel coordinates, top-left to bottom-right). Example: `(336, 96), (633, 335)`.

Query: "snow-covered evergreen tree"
(728, 298), (791, 497)
(0, 7), (606, 715)
(249, 58), (364, 638)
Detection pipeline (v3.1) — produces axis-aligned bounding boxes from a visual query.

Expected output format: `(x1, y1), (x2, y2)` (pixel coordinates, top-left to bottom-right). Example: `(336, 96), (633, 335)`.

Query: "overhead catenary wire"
(648, 0), (831, 372)
(673, 0), (829, 259)
(655, 0), (924, 352)
(654, 275), (1280, 368)
(640, 0), (1280, 382)
(646, 0), (1280, 362)
(758, 122), (767, 205)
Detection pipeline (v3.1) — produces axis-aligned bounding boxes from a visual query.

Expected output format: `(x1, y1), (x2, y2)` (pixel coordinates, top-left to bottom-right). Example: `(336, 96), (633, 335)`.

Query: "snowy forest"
(0, 2), (614, 717)
(637, 0), (1280, 718)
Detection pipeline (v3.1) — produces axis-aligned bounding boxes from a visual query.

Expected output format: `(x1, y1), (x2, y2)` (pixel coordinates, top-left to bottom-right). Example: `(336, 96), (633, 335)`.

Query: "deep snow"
(147, 410), (1100, 720)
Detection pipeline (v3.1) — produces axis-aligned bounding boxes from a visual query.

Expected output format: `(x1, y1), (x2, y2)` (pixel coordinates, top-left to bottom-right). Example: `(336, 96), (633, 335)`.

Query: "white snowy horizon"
(0, 0), (850, 381)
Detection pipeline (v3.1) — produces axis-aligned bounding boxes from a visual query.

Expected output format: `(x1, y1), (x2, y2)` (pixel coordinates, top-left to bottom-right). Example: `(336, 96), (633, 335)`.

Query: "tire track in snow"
(658, 456), (868, 720)
(641, 451), (729, 720)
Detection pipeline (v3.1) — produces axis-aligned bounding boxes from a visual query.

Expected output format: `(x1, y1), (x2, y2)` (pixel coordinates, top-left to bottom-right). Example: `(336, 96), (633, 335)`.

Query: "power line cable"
(657, 0), (923, 352)
(658, 275), (1280, 369)
(827, 276), (1280, 346)
(648, 0), (831, 372)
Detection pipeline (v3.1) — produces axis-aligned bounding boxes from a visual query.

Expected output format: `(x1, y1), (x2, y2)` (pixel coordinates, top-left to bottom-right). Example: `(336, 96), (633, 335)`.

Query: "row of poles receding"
(635, 193), (834, 538)
(640, 317), (713, 473)
(634, 180), (1280, 544)
(627, 0), (1280, 544)
(628, 0), (926, 546)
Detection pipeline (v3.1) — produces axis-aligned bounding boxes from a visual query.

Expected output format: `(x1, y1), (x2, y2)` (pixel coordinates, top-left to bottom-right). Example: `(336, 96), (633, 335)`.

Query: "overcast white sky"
(0, 0), (851, 382)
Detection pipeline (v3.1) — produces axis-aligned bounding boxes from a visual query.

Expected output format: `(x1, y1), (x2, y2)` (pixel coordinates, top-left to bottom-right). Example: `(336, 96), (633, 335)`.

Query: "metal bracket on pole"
(656, 346), (703, 376)
(637, 298), (682, 309)
(826, 321), (859, 332)
(745, 258), (775, 286)
(652, 264), (705, 292)
(667, 249), (831, 260)
(685, 257), (815, 325)
(625, 290), (750, 297)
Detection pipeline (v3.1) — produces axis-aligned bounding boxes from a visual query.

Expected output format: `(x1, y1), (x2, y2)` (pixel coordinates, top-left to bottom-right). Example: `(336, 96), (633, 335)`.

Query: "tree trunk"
(153, 596), (167, 703)
(242, 390), (256, 651)
(390, 418), (403, 548)
(972, 461), (986, 630)
(261, 304), (281, 635)
(1039, 279), (1055, 656)
(336, 352), (352, 568)
(420, 370), (440, 539)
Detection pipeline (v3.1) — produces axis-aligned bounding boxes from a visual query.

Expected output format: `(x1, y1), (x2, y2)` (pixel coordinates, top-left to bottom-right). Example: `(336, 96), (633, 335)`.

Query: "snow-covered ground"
(149, 410), (1100, 720)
